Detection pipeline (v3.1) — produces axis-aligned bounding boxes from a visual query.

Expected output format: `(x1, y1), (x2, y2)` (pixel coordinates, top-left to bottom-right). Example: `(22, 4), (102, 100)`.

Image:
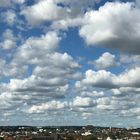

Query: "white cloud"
(92, 52), (118, 69)
(80, 91), (104, 97)
(96, 96), (135, 111)
(112, 87), (140, 96)
(13, 31), (60, 64)
(26, 100), (68, 114)
(21, 0), (68, 25)
(76, 67), (140, 89)
(1, 40), (16, 50)
(3, 65), (28, 78)
(0, 0), (140, 126)
(96, 97), (111, 110)
(10, 31), (81, 81)
(32, 53), (81, 79)
(121, 107), (140, 117)
(0, 92), (24, 110)
(81, 112), (92, 120)
(12, 0), (25, 4)
(79, 2), (140, 54)
(51, 17), (84, 30)
(120, 54), (140, 64)
(21, 0), (98, 26)
(2, 10), (16, 26)
(0, 0), (11, 7)
(0, 29), (16, 49)
(0, 0), (25, 7)
(117, 67), (140, 87)
(0, 59), (6, 67)
(0, 30), (82, 118)
(73, 65), (140, 120)
(72, 96), (96, 108)
(2, 29), (15, 40)
(80, 69), (116, 88)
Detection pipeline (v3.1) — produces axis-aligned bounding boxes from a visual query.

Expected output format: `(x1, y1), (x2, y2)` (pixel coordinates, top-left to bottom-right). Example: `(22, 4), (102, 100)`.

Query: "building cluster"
(0, 126), (139, 140)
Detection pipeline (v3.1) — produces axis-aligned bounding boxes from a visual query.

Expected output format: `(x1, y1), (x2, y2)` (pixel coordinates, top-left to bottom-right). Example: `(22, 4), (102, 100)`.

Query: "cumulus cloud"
(77, 69), (116, 88)
(0, 0), (25, 7)
(96, 96), (135, 111)
(92, 52), (118, 69)
(121, 107), (140, 118)
(117, 67), (140, 87)
(80, 90), (104, 98)
(112, 87), (140, 96)
(71, 96), (96, 108)
(0, 0), (11, 7)
(12, 31), (60, 64)
(69, 92), (139, 121)
(0, 0), (140, 126)
(21, 0), (67, 25)
(1, 10), (17, 26)
(51, 17), (84, 30)
(26, 100), (68, 114)
(73, 64), (140, 121)
(0, 29), (16, 49)
(12, 0), (25, 4)
(76, 67), (140, 89)
(21, 0), (98, 26)
(79, 2), (140, 54)
(0, 30), (81, 120)
(120, 54), (140, 64)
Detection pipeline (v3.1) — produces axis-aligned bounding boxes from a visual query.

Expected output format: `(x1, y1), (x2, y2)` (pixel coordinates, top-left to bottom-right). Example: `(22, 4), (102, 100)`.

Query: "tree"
(83, 135), (98, 140)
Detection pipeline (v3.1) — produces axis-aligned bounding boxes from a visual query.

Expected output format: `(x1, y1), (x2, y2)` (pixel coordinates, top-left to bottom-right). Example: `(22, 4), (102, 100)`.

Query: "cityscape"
(0, 125), (140, 140)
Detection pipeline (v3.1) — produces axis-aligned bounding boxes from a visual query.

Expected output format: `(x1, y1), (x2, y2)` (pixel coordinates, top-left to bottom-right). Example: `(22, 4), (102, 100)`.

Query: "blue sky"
(0, 0), (140, 128)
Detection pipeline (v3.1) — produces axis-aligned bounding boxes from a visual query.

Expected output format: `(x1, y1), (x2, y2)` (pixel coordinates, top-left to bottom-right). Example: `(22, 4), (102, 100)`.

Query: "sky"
(0, 0), (140, 128)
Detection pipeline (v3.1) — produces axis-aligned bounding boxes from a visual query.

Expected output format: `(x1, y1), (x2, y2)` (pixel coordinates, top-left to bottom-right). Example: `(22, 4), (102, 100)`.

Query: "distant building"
(81, 131), (92, 136)
(106, 137), (112, 140)
(131, 132), (139, 135)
